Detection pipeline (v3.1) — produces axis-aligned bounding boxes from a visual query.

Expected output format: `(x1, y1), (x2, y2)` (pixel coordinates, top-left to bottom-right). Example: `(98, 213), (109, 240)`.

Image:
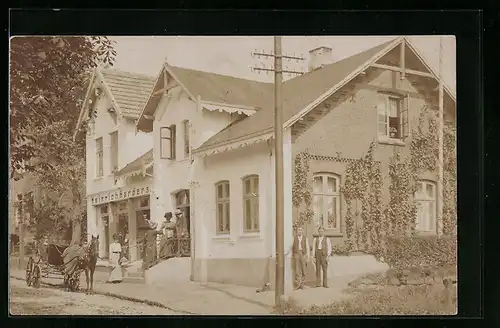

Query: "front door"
(175, 190), (190, 234)
(175, 190), (191, 257)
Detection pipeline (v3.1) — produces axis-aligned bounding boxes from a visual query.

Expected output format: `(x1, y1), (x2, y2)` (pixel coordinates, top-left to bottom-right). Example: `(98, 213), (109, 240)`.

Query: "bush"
(385, 235), (457, 268)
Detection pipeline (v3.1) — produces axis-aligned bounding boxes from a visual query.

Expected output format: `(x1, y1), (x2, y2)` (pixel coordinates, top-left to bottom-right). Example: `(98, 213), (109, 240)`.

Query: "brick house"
(135, 36), (455, 288)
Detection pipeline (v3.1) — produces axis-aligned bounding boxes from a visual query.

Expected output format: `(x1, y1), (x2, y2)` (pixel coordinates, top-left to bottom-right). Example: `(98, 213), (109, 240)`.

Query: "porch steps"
(144, 257), (191, 285)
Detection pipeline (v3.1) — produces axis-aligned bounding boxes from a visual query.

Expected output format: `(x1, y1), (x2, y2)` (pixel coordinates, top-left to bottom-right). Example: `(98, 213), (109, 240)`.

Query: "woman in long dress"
(108, 234), (123, 283)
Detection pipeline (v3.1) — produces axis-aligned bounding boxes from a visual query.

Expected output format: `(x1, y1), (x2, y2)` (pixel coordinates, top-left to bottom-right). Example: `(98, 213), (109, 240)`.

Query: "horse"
(83, 235), (99, 294)
(61, 235), (99, 294)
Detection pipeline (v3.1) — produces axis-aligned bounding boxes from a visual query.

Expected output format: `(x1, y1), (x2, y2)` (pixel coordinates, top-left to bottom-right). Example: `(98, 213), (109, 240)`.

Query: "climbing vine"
(342, 104), (457, 257)
(292, 152), (314, 229)
(342, 142), (383, 253)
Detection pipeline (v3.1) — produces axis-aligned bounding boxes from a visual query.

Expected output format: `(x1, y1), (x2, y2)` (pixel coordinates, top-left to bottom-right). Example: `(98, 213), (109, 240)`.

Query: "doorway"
(175, 189), (190, 234)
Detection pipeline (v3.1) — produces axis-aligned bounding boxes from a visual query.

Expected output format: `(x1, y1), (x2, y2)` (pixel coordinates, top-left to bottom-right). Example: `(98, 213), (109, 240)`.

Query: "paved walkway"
(10, 267), (357, 315)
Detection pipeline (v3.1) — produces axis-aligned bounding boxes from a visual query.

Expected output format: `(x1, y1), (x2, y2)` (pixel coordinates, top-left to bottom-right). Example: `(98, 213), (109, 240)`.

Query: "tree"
(9, 36), (115, 175)
(10, 36), (116, 244)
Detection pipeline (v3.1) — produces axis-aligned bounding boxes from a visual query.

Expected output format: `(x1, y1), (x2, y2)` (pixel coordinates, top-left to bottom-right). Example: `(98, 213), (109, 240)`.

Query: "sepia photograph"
(9, 35), (457, 316)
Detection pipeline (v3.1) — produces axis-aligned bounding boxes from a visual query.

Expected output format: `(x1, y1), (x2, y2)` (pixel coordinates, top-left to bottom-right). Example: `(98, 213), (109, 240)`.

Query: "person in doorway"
(312, 227), (332, 288)
(159, 212), (176, 259)
(174, 208), (186, 237)
(144, 213), (161, 265)
(292, 226), (310, 289)
(107, 233), (123, 283)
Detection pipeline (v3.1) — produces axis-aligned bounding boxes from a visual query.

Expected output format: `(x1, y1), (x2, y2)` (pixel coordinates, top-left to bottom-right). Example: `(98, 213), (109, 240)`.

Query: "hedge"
(385, 235), (457, 269)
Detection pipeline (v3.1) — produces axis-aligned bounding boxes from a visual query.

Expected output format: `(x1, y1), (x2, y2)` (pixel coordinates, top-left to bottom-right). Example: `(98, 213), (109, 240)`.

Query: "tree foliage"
(292, 153), (314, 229)
(343, 105), (457, 258)
(10, 36), (115, 173)
(10, 36), (116, 244)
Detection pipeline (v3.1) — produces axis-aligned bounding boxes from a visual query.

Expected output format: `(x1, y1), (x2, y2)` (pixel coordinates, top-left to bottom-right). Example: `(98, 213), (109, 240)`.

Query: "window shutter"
(401, 95), (410, 139)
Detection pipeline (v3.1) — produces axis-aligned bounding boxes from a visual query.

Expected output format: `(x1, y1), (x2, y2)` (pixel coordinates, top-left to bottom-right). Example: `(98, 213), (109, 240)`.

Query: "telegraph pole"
(437, 37), (444, 236)
(250, 37), (305, 312)
(274, 36), (285, 311)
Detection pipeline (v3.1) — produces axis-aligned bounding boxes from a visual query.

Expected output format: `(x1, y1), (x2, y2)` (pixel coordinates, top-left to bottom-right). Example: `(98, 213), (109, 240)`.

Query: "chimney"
(308, 46), (333, 71)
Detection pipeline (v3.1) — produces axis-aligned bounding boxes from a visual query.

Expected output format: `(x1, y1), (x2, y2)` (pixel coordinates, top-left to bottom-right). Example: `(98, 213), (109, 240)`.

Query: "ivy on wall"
(342, 142), (383, 253)
(292, 152), (314, 229)
(290, 104), (456, 258)
(341, 105), (456, 256)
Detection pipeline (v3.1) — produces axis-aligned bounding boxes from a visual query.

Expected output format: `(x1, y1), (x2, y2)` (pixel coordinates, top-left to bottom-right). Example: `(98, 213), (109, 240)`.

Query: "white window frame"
(95, 137), (104, 178)
(215, 181), (230, 235)
(242, 175), (259, 233)
(414, 180), (437, 233)
(377, 94), (409, 141)
(312, 173), (341, 231)
(160, 125), (176, 160)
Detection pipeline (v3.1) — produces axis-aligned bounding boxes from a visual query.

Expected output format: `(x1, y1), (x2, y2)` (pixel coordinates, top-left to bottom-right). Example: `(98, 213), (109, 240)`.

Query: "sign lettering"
(89, 184), (151, 206)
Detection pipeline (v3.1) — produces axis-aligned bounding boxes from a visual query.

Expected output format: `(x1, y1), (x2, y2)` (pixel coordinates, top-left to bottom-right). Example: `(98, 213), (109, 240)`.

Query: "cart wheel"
(70, 272), (80, 292)
(31, 265), (41, 288)
(25, 257), (34, 287)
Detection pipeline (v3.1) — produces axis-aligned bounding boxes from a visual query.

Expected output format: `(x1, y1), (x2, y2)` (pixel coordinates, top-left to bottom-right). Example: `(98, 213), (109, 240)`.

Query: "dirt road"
(9, 278), (178, 315)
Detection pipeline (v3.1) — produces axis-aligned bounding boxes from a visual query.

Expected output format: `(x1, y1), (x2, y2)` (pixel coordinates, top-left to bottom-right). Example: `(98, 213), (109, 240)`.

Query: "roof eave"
(73, 68), (97, 142)
(284, 37), (403, 129)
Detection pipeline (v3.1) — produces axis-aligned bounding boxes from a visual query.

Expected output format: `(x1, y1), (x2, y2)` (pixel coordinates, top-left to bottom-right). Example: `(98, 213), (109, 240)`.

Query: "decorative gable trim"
(194, 131), (273, 158)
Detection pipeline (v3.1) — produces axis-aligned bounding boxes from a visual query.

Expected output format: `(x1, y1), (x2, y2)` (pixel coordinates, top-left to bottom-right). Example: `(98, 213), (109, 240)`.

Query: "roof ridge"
(168, 64), (273, 86)
(100, 67), (156, 81)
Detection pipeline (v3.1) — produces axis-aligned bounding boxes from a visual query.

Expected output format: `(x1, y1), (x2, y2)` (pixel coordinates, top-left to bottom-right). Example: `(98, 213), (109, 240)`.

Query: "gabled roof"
(136, 63), (273, 131)
(100, 69), (156, 118)
(73, 67), (155, 141)
(196, 37), (457, 153)
(196, 39), (397, 152)
(168, 65), (273, 108)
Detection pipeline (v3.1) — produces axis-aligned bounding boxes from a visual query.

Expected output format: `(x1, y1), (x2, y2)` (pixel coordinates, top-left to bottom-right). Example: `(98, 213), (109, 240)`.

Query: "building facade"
(82, 37), (455, 288)
(75, 68), (156, 261)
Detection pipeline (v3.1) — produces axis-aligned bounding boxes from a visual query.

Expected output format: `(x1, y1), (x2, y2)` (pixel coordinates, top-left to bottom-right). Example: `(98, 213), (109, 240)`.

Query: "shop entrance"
(175, 189), (190, 235)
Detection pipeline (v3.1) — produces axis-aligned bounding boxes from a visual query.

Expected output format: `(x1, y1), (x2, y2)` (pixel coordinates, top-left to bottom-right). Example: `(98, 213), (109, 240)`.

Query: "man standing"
(292, 226), (310, 289)
(312, 227), (332, 288)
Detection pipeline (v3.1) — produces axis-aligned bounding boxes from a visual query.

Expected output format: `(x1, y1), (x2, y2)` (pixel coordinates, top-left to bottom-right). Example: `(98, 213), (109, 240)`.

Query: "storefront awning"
(115, 149), (153, 179)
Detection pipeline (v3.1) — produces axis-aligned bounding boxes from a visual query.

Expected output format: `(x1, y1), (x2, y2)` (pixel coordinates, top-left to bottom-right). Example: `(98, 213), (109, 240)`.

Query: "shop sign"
(90, 185), (150, 206)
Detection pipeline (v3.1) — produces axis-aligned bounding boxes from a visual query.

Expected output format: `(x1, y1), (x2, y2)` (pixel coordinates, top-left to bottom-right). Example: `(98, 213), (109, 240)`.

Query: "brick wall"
(291, 69), (447, 246)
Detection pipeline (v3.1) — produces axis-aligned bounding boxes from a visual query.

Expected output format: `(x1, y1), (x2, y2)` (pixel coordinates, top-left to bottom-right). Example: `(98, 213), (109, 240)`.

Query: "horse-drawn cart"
(25, 243), (83, 291)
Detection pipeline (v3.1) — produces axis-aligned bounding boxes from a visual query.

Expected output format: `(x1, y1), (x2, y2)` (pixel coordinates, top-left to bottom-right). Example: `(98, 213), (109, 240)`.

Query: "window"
(110, 131), (118, 171)
(313, 173), (341, 230)
(377, 95), (409, 140)
(183, 120), (190, 158)
(415, 181), (437, 233)
(242, 175), (259, 233)
(160, 125), (176, 159)
(215, 181), (230, 234)
(95, 137), (103, 177)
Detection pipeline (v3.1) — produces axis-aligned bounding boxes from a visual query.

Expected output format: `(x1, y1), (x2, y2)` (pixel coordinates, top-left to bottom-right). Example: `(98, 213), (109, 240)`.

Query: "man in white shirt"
(312, 227), (332, 288)
(292, 226), (310, 289)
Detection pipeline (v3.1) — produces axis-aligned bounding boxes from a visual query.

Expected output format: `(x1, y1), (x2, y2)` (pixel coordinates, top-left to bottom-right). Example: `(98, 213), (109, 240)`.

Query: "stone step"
(122, 276), (146, 284)
(125, 271), (145, 278)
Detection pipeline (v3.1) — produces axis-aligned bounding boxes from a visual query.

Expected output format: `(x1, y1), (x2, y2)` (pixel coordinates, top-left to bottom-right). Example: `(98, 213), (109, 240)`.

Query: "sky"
(109, 36), (456, 94)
